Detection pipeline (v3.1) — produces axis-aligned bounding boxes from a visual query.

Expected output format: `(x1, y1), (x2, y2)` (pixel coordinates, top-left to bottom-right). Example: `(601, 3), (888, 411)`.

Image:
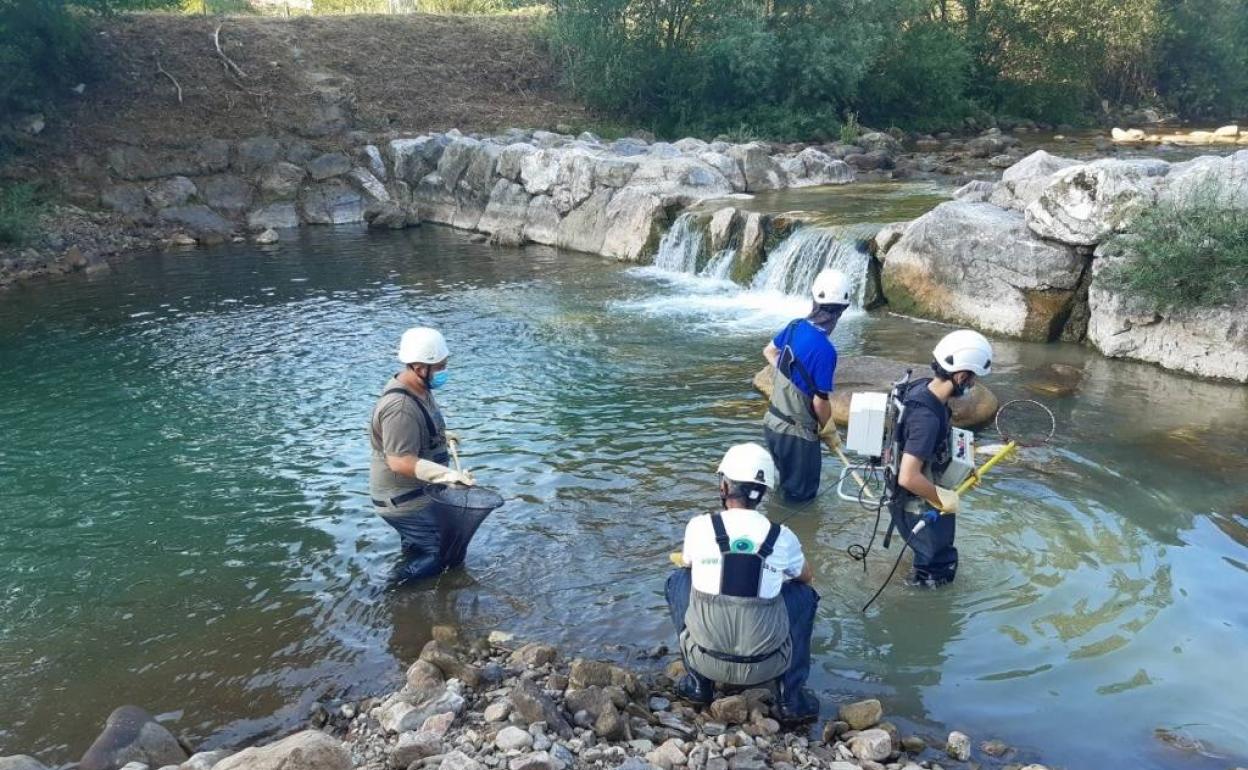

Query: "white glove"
(414, 459), (475, 486)
(444, 430), (461, 446)
(819, 420), (842, 452)
(935, 486), (960, 514)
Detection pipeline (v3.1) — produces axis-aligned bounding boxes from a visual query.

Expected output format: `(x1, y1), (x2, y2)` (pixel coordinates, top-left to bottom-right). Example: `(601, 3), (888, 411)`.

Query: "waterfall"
(700, 249), (736, 280)
(652, 213), (705, 274)
(748, 223), (877, 306)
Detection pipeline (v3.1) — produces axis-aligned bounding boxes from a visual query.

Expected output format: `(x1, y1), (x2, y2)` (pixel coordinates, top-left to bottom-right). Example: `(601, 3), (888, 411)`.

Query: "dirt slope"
(49, 12), (587, 154)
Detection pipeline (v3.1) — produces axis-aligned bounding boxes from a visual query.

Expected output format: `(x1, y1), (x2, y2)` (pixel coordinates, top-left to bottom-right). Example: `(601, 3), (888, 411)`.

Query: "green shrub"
(838, 111), (859, 145)
(1107, 181), (1248, 308)
(857, 20), (972, 131)
(0, 182), (39, 245)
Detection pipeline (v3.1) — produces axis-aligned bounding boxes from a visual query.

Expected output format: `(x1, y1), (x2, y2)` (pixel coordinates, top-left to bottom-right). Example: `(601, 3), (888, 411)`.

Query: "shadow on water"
(0, 223), (1245, 770)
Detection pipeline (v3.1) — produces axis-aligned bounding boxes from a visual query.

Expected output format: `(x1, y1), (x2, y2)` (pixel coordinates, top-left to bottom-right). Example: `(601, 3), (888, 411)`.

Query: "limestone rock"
(360, 144), (387, 180)
(365, 200), (415, 229)
(439, 750), (484, 770)
(495, 726), (534, 751)
(709, 696), (749, 725)
(389, 135), (449, 184)
(198, 175), (253, 217)
(1086, 245), (1248, 382)
(378, 689), (466, 735)
(257, 162), (306, 201)
(101, 183), (149, 218)
(780, 148), (854, 187)
(509, 680), (572, 738)
(1024, 159), (1161, 246)
(601, 188), (666, 262)
(727, 144), (786, 191)
(509, 752), (555, 770)
(248, 203), (300, 230)
(698, 151), (747, 192)
(882, 201), (1084, 340)
(946, 731), (971, 761)
(79, 707), (189, 770)
(300, 181), (365, 225)
(0, 756), (48, 770)
(235, 137), (284, 174)
(307, 152), (352, 181)
(1159, 150), (1248, 208)
(157, 206), (233, 243)
(557, 189), (614, 254)
(523, 195), (560, 246)
(145, 176), (197, 209)
(389, 732), (442, 769)
(567, 658), (643, 697)
(509, 643), (558, 668)
(477, 179), (532, 243)
(952, 180), (995, 203)
(254, 228), (279, 244)
(646, 739), (687, 770)
(837, 698), (882, 731)
(627, 158), (734, 206)
(214, 731), (347, 770)
(987, 150), (1080, 212)
(857, 132), (902, 156)
(348, 168), (390, 205)
(850, 730), (892, 762)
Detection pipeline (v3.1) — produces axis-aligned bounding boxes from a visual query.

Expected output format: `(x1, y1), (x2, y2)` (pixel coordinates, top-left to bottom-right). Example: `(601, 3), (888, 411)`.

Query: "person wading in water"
(762, 268), (851, 503)
(369, 326), (474, 583)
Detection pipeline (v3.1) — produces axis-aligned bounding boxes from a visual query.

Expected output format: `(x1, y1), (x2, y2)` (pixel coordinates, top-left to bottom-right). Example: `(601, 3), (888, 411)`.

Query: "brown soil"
(48, 12), (587, 154)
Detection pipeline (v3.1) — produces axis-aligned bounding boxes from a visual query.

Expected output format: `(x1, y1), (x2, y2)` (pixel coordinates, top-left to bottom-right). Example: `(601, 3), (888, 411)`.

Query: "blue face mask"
(428, 370), (449, 390)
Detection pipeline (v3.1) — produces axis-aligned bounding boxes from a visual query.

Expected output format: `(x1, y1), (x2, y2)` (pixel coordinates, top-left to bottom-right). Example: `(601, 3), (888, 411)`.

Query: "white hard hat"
(397, 327), (449, 365)
(717, 442), (776, 489)
(932, 329), (993, 377)
(811, 268), (852, 306)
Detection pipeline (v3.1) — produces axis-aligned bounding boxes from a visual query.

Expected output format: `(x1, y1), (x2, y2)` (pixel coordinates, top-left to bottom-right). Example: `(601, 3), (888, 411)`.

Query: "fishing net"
(994, 399), (1057, 448)
(426, 485), (505, 569)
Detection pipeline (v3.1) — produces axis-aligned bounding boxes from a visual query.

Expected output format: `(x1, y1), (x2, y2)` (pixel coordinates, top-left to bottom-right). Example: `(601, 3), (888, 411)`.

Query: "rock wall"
(875, 149), (1248, 382)
(88, 129), (853, 263)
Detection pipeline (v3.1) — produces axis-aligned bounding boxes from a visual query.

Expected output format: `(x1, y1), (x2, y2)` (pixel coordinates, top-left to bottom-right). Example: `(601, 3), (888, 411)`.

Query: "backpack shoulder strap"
(382, 388), (437, 439)
(709, 513), (732, 554)
(757, 522), (783, 559)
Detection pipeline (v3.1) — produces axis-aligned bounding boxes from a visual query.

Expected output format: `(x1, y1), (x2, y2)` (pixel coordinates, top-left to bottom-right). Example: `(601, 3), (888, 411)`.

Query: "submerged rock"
(946, 731), (971, 761)
(837, 698), (882, 730)
(79, 706), (189, 770)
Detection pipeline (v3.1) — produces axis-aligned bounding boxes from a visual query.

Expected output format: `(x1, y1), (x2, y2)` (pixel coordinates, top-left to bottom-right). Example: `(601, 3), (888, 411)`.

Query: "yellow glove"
(414, 459), (476, 486)
(819, 420), (842, 452)
(935, 486), (960, 514)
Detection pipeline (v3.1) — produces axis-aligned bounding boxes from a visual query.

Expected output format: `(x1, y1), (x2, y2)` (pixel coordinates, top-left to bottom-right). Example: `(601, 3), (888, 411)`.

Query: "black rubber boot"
(776, 683), (820, 723)
(675, 671), (715, 705)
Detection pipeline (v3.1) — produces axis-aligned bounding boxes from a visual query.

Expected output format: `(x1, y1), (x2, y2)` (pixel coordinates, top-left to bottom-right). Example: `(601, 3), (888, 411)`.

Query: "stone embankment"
(0, 628), (1052, 770)
(872, 149), (1248, 383)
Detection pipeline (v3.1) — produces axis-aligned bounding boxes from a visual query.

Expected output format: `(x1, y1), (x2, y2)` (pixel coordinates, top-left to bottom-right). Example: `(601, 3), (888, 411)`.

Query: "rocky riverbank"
(0, 628), (1052, 770)
(871, 149), (1248, 383)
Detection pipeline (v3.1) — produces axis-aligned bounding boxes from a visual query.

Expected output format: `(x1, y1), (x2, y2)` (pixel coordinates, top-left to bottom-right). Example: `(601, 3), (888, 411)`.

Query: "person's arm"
(796, 559), (814, 584)
(385, 453), (419, 477)
(763, 341), (779, 368)
(899, 452), (943, 509)
(812, 394), (832, 428)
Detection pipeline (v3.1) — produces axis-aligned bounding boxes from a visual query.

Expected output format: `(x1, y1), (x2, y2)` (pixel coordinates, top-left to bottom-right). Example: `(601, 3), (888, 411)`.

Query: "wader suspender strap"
(698, 515), (786, 665)
(383, 388), (440, 448)
(768, 320), (824, 427)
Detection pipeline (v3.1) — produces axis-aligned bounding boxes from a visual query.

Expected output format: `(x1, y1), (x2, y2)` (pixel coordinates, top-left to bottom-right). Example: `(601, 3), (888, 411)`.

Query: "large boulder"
(1087, 246), (1248, 382)
(101, 183), (149, 218)
(882, 201), (1084, 340)
(477, 179), (532, 243)
(988, 151), (1079, 212)
(212, 731), (349, 770)
(389, 135), (449, 185)
(1024, 159), (1163, 246)
(857, 132), (902, 156)
(780, 148), (854, 187)
(523, 195), (560, 246)
(556, 189), (615, 254)
(626, 157), (733, 206)
(753, 357), (998, 428)
(497, 143), (538, 182)
(697, 151), (747, 192)
(158, 205), (234, 243)
(235, 136), (284, 174)
(257, 162), (307, 201)
(0, 756), (48, 770)
(145, 176), (198, 210)
(197, 175), (253, 217)
(1159, 150), (1248, 208)
(248, 202), (300, 230)
(300, 181), (365, 224)
(727, 143), (786, 191)
(306, 152), (352, 181)
(601, 188), (666, 261)
(79, 706), (189, 770)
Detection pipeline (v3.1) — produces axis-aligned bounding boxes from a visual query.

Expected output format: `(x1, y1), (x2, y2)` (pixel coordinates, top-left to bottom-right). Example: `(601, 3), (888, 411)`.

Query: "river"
(1, 210), (1245, 768)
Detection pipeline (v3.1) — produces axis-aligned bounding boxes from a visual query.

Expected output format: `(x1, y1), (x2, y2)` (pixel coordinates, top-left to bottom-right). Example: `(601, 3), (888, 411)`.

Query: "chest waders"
(680, 514), (792, 687)
(883, 382), (959, 586)
(374, 388), (453, 584)
(762, 320), (825, 502)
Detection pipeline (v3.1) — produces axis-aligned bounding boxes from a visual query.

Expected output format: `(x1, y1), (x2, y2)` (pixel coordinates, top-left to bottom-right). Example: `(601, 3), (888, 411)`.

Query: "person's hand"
(935, 486), (960, 513)
(819, 420), (842, 452)
(447, 468), (475, 487)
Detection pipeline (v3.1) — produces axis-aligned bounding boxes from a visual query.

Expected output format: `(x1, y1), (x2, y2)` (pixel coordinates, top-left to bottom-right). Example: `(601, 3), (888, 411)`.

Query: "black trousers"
(890, 498), (959, 585)
(764, 426), (821, 503)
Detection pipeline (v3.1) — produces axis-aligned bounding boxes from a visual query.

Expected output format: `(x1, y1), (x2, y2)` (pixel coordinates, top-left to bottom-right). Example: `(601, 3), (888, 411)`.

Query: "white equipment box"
(938, 427), (976, 487)
(846, 392), (889, 458)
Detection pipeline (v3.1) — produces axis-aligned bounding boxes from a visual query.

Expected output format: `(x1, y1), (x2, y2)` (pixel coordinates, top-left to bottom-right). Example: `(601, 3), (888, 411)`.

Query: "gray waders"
(763, 320), (824, 503)
(679, 515), (792, 687)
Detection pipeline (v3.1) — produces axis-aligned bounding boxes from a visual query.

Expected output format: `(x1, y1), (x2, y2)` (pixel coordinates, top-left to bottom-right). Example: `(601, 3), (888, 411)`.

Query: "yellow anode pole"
(955, 440), (1017, 495)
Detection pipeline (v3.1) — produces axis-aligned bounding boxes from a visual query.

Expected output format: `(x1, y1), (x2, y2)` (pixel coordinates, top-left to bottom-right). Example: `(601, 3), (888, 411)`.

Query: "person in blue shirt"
(761, 269), (851, 502)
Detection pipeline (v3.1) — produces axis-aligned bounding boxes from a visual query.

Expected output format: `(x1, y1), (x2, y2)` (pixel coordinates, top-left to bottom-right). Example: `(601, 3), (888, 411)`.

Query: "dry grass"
(47, 12), (586, 154)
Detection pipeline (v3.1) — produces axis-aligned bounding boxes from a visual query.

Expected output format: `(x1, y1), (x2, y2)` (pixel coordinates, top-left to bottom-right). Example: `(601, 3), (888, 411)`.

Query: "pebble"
(901, 736), (927, 753)
(484, 701), (512, 723)
(649, 696), (672, 712)
(849, 729), (892, 762)
(838, 698), (884, 730)
(946, 732), (972, 761)
(496, 726), (534, 752)
(980, 739), (1010, 757)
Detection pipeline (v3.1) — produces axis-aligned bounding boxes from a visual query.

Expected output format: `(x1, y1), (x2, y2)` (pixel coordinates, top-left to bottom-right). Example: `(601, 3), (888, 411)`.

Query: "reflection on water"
(0, 225), (1245, 770)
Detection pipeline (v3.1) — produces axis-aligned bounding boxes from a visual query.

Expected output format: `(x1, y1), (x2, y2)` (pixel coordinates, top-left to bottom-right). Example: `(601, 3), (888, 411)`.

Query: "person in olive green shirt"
(369, 326), (473, 582)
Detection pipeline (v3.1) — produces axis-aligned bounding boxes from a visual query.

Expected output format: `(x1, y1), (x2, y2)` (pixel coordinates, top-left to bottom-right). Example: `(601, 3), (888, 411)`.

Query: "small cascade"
(748, 223), (879, 306)
(700, 249), (737, 280)
(652, 213), (705, 274)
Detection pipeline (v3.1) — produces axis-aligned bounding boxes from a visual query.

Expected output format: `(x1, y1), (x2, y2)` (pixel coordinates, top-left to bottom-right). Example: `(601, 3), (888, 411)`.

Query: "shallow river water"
(1, 222), (1246, 769)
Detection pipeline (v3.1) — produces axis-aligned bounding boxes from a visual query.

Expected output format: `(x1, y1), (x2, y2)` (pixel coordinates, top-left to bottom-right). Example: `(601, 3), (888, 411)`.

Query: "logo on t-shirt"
(730, 537), (755, 553)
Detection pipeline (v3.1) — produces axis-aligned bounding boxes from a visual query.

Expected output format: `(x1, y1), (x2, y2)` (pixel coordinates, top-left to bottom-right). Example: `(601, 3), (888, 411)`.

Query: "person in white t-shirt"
(665, 442), (821, 722)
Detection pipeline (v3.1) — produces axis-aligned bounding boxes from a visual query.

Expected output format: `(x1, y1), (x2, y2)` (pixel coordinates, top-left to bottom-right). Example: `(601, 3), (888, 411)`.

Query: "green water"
(1, 224), (1246, 769)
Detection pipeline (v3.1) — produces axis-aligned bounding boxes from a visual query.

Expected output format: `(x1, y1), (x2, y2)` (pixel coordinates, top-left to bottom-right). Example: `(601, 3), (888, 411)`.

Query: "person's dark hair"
(930, 360), (954, 380)
(723, 479), (766, 509)
(808, 301), (847, 334)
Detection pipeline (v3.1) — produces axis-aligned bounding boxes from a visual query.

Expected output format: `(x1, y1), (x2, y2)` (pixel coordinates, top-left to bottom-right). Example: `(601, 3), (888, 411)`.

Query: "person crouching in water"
(889, 329), (993, 586)
(369, 326), (475, 583)
(665, 443), (820, 721)
(762, 268), (852, 502)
